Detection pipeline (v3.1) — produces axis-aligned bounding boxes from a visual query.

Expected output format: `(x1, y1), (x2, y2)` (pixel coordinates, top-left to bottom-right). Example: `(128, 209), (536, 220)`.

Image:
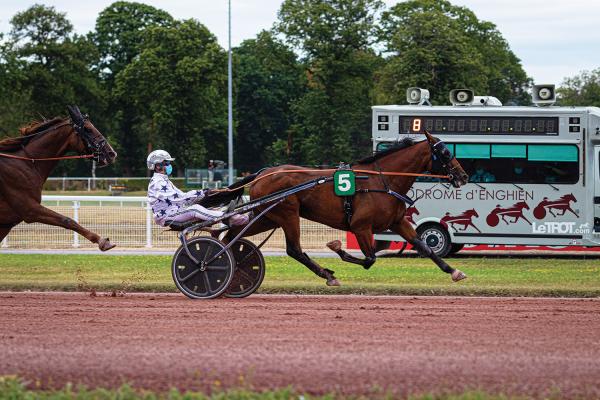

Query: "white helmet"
(147, 150), (175, 170)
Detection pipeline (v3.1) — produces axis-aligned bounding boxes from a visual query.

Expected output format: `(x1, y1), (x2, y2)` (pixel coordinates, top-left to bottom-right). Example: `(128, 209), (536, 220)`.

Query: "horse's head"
(67, 105), (117, 167)
(564, 193), (577, 203)
(516, 201), (529, 210)
(469, 209), (479, 218)
(424, 131), (468, 188)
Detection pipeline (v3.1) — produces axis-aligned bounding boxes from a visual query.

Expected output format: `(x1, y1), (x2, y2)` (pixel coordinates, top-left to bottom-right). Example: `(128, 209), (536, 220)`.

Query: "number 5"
(338, 173), (351, 192)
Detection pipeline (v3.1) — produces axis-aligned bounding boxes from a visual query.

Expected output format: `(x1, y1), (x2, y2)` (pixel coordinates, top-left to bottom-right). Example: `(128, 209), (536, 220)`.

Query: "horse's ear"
(67, 105), (83, 125)
(423, 130), (435, 144)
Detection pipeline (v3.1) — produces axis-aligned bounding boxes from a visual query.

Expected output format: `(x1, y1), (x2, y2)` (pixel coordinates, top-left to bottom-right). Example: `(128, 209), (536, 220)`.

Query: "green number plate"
(334, 170), (356, 196)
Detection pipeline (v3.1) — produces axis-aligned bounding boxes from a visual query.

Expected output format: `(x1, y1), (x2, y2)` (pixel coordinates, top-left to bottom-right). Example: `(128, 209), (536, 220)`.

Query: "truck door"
(595, 146), (600, 232)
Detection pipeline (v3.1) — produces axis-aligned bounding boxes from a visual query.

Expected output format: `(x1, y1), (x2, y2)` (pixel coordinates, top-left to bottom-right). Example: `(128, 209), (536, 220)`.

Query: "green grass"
(0, 254), (599, 297)
(0, 376), (539, 399)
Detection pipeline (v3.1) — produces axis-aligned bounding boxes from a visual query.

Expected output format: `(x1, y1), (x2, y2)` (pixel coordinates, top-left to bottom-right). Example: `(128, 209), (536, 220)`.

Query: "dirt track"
(1, 292), (599, 398)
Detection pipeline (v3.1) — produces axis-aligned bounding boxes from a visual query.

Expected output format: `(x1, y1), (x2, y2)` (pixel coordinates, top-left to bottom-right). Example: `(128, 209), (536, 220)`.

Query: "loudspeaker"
(406, 87), (430, 105)
(532, 84), (556, 106)
(449, 89), (474, 106)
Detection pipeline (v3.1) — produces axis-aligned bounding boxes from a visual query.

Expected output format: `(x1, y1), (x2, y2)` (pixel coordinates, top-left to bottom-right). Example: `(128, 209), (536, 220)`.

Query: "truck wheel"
(417, 224), (452, 258)
(449, 243), (464, 255)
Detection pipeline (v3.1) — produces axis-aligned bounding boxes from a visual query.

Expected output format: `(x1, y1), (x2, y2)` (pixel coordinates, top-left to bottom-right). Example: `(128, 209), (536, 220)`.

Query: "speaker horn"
(532, 84), (556, 106)
(406, 87), (430, 105)
(449, 89), (474, 106)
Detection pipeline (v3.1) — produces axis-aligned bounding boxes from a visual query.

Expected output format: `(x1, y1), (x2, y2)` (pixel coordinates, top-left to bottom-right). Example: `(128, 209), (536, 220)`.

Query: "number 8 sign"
(334, 170), (356, 196)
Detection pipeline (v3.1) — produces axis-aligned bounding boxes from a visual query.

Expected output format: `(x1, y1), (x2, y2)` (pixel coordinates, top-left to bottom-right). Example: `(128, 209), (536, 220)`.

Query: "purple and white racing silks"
(147, 173), (248, 227)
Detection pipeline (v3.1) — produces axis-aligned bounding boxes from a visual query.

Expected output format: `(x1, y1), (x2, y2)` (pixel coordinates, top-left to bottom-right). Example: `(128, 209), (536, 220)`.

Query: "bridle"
(70, 114), (110, 164)
(429, 139), (462, 184)
(0, 112), (106, 163)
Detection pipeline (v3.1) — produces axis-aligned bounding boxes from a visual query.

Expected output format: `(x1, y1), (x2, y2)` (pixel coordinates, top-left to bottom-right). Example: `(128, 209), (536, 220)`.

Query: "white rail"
(1, 196), (344, 251)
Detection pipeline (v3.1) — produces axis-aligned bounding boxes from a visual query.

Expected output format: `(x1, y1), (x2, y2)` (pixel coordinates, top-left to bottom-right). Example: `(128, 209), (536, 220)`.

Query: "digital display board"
(399, 116), (559, 135)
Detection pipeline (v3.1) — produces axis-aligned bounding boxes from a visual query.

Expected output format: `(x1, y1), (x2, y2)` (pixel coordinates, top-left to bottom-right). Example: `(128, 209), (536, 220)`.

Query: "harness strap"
(374, 159), (390, 192)
(343, 195), (354, 228)
(356, 188), (415, 206)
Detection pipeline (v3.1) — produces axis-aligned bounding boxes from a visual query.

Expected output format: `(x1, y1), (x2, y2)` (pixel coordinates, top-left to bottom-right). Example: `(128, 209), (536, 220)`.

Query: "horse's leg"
(326, 229), (376, 270)
(392, 218), (466, 282)
(521, 215), (532, 225)
(21, 204), (115, 251)
(470, 222), (481, 233)
(0, 226), (13, 242)
(267, 208), (339, 286)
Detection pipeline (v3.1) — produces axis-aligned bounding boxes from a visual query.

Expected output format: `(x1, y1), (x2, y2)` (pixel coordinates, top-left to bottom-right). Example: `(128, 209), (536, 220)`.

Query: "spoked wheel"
(224, 238), (266, 298)
(172, 237), (235, 299)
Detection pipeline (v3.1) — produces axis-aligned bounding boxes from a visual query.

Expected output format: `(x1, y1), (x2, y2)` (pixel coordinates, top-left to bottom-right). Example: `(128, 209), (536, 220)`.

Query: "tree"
(234, 31), (305, 171)
(114, 19), (227, 174)
(276, 0), (385, 165)
(4, 4), (107, 176)
(7, 4), (105, 119)
(377, 0), (530, 105)
(0, 34), (33, 137)
(92, 2), (174, 176)
(93, 1), (173, 84)
(558, 69), (600, 107)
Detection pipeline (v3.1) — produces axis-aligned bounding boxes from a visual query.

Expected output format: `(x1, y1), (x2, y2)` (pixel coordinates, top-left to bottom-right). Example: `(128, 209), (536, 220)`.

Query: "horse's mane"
(0, 117), (66, 152)
(353, 137), (417, 165)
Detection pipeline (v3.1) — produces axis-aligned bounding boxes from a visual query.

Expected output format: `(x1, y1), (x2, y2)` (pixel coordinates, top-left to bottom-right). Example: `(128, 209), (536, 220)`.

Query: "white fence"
(0, 196), (345, 251)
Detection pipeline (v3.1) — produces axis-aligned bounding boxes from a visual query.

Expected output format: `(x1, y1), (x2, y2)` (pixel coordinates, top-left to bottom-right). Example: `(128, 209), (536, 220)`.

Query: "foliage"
(93, 1), (174, 84)
(7, 4), (105, 120)
(0, 4), (109, 176)
(276, 0), (385, 165)
(92, 2), (175, 176)
(0, 1), (542, 175)
(377, 0), (531, 105)
(0, 376), (528, 400)
(0, 35), (32, 137)
(235, 31), (305, 172)
(557, 68), (600, 106)
(114, 19), (227, 173)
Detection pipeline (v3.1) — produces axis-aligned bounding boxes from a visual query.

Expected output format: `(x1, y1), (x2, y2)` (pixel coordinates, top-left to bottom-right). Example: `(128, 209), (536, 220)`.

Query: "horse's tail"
(197, 172), (259, 208)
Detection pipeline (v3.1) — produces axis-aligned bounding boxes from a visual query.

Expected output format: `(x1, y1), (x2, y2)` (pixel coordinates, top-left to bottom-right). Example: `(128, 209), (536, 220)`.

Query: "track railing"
(1, 196), (345, 251)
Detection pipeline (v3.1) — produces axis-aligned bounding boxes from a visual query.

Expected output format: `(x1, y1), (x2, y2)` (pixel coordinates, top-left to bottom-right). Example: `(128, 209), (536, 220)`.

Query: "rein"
(0, 117), (97, 163)
(216, 168), (450, 193)
(0, 152), (95, 162)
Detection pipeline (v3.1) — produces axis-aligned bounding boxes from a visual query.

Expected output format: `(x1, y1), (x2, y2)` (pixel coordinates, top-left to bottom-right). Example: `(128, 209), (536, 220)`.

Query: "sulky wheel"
(172, 237), (235, 299)
(224, 238), (266, 298)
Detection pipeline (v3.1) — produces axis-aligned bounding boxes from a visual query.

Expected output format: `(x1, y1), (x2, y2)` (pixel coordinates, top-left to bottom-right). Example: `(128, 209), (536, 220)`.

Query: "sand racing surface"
(1, 292), (599, 398)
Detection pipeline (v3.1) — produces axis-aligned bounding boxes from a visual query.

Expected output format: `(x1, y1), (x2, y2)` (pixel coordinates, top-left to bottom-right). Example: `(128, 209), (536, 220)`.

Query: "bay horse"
(223, 132), (469, 286)
(0, 106), (118, 251)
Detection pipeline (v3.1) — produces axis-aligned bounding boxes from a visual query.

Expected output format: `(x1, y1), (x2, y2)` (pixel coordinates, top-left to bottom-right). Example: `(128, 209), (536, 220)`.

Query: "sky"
(1, 0), (599, 87)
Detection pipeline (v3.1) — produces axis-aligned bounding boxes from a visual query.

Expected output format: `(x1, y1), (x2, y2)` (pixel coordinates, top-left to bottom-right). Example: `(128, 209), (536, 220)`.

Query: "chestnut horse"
(224, 132), (469, 286)
(0, 106), (118, 251)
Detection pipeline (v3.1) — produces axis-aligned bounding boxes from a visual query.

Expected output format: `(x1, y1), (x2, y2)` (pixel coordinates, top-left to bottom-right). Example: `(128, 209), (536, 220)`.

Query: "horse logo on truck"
(533, 194), (578, 219)
(486, 202), (532, 226)
(441, 209), (481, 232)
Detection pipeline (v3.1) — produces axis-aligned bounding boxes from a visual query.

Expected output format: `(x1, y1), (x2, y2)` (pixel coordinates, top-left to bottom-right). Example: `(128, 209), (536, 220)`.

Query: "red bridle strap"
(0, 152), (95, 162)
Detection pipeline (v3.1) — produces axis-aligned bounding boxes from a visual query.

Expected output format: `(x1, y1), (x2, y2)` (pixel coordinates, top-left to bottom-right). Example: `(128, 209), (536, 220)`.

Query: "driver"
(146, 150), (248, 227)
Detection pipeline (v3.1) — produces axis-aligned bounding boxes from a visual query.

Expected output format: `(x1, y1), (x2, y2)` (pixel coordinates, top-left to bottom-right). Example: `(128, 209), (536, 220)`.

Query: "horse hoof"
(326, 240), (342, 252)
(327, 278), (341, 287)
(98, 238), (116, 252)
(452, 270), (467, 282)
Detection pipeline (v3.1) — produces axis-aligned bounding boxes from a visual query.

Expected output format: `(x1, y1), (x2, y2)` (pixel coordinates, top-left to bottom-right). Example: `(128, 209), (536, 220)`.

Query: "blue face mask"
(165, 164), (173, 176)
